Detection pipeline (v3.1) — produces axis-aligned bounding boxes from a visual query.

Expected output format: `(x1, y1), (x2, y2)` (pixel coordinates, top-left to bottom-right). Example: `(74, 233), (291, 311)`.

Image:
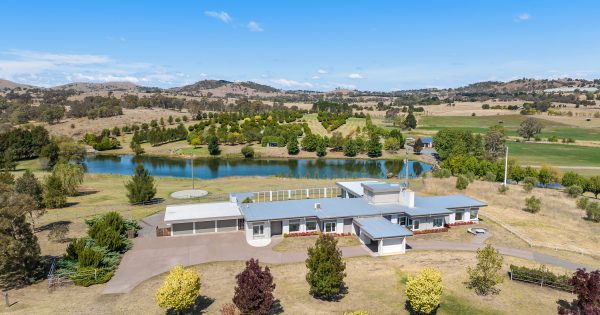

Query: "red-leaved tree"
(233, 258), (276, 315)
(558, 268), (600, 315)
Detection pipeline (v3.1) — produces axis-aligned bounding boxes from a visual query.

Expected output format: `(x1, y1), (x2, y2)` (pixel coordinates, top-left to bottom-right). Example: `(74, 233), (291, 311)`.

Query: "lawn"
(419, 115), (600, 141)
(507, 141), (600, 167)
(4, 252), (574, 315)
(272, 235), (362, 252)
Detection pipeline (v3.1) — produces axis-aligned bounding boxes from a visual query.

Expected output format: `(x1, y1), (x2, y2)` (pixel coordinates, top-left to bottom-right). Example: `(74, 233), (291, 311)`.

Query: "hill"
(0, 79), (37, 91)
(52, 81), (142, 93)
(173, 80), (281, 97)
(453, 78), (598, 94)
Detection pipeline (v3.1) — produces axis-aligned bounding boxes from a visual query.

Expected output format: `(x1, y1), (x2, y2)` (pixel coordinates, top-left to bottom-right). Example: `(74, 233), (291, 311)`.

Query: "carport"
(354, 217), (413, 255)
(164, 202), (244, 236)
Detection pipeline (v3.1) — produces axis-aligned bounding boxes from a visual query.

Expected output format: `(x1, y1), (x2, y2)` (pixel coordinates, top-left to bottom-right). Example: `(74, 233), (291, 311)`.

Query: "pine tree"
(233, 258), (276, 314)
(306, 234), (346, 299)
(208, 135), (221, 155)
(404, 112), (417, 129)
(43, 173), (67, 209)
(15, 170), (46, 228)
(413, 138), (424, 154)
(0, 185), (41, 288)
(0, 170), (14, 185)
(125, 164), (157, 204)
(316, 138), (327, 157)
(366, 134), (382, 158)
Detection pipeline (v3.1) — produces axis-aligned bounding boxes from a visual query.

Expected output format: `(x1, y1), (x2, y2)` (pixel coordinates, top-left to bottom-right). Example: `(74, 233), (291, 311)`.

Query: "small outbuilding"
(354, 217), (413, 255)
(164, 202), (244, 236)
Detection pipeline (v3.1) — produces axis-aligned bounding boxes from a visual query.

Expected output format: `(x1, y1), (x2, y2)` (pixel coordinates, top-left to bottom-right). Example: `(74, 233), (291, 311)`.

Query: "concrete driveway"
(104, 232), (368, 294)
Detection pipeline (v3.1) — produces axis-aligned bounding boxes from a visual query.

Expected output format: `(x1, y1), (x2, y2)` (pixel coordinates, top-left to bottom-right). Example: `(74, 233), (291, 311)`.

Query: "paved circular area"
(170, 189), (208, 199)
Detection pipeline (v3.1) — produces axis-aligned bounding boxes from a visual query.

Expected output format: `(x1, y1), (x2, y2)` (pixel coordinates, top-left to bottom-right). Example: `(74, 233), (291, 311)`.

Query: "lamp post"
(191, 153), (195, 190)
(503, 146), (509, 186)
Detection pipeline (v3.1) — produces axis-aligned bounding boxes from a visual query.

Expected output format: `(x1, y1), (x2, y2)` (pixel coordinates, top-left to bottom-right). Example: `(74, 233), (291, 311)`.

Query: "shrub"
(523, 176), (538, 186)
(156, 265), (201, 312)
(48, 223), (69, 242)
(465, 172), (476, 183)
(510, 265), (571, 291)
(220, 303), (239, 315)
(484, 171), (497, 182)
(523, 182), (534, 193)
(566, 185), (583, 198)
(586, 202), (600, 222)
(241, 145), (254, 159)
(498, 185), (509, 194)
(65, 238), (87, 260)
(344, 311), (369, 315)
(576, 196), (589, 210)
(466, 244), (504, 295)
(524, 196), (542, 213)
(233, 259), (275, 315)
(306, 234), (346, 298)
(557, 269), (600, 314)
(406, 268), (443, 314)
(72, 267), (113, 287)
(432, 168), (451, 178)
(78, 246), (102, 268)
(456, 175), (469, 190)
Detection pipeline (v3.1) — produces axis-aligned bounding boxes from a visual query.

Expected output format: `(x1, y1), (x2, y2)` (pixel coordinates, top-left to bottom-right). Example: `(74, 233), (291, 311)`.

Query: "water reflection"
(84, 155), (432, 180)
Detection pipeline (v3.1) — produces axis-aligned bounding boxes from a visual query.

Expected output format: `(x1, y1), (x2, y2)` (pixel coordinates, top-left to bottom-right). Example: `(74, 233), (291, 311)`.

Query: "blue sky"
(1, 1), (599, 90)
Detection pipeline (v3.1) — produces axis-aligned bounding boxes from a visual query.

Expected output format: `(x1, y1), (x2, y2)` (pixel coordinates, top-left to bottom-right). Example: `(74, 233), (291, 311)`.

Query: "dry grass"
(413, 177), (600, 259)
(272, 235), (362, 252)
(3, 252), (573, 315)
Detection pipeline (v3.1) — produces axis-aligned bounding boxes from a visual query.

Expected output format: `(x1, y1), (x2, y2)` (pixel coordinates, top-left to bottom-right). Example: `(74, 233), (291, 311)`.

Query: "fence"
(253, 186), (341, 203)
(47, 257), (105, 290)
(509, 270), (573, 292)
(156, 227), (172, 237)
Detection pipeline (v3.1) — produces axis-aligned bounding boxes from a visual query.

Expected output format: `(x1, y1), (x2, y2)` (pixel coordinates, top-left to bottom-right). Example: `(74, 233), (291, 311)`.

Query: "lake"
(84, 155), (432, 179)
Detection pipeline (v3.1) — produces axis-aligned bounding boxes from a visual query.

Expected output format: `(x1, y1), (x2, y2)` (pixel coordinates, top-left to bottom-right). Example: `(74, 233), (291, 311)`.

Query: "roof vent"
(314, 203), (321, 210)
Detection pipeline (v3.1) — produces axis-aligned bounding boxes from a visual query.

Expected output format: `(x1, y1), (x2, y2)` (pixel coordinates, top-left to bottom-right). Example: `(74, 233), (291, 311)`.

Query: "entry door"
(271, 221), (283, 235)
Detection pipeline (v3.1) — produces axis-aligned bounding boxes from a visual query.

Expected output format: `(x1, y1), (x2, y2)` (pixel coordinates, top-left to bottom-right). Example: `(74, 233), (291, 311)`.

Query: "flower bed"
(283, 232), (352, 238)
(447, 221), (477, 227)
(412, 227), (449, 235)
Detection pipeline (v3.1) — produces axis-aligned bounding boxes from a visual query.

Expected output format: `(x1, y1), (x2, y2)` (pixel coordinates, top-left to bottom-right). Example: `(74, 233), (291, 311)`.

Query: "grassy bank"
(507, 141), (600, 167)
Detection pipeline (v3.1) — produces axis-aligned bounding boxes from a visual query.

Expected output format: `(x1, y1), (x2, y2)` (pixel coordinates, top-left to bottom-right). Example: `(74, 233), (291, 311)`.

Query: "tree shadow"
(165, 295), (214, 315)
(76, 189), (99, 196)
(270, 299), (284, 315)
(35, 220), (72, 233)
(310, 283), (348, 302)
(556, 299), (576, 312)
(404, 299), (440, 315)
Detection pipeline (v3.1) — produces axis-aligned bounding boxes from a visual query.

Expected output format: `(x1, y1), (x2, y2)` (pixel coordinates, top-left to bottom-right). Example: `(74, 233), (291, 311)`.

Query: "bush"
(524, 196), (542, 213)
(465, 172), (476, 183)
(523, 176), (538, 186)
(484, 171), (497, 182)
(48, 223), (69, 242)
(586, 202), (600, 222)
(78, 246), (103, 268)
(456, 175), (469, 190)
(523, 182), (534, 193)
(566, 185), (583, 198)
(406, 268), (443, 314)
(72, 267), (113, 287)
(576, 196), (589, 210)
(306, 234), (346, 298)
(509, 265), (571, 291)
(344, 311), (369, 315)
(241, 145), (254, 159)
(155, 265), (201, 312)
(498, 185), (509, 194)
(432, 168), (451, 178)
(220, 303), (239, 315)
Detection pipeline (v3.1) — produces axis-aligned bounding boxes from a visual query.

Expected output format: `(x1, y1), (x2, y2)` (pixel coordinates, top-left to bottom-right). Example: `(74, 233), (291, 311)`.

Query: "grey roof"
(361, 182), (404, 193)
(241, 197), (383, 221)
(336, 180), (381, 197)
(230, 192), (255, 204)
(355, 217), (413, 239)
(375, 203), (451, 217)
(415, 195), (487, 209)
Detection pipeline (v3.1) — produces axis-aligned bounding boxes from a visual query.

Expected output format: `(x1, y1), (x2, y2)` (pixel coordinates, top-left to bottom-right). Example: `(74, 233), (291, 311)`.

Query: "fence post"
(3, 291), (8, 307)
(94, 269), (97, 280)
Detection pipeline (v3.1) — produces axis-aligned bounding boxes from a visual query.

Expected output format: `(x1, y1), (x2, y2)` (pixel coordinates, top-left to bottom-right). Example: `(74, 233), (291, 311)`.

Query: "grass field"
(272, 235), (361, 252)
(4, 252), (573, 315)
(507, 141), (600, 167)
(419, 115), (600, 141)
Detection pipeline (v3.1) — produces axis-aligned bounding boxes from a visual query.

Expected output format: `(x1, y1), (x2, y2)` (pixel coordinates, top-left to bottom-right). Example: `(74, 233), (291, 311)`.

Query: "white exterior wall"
(336, 218), (344, 233)
(282, 219), (289, 234)
(245, 221), (271, 242)
(370, 191), (400, 204)
(380, 237), (406, 255)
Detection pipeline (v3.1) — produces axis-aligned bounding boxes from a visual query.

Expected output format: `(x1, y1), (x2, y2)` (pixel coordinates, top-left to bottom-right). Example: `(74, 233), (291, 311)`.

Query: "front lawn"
(272, 235), (362, 252)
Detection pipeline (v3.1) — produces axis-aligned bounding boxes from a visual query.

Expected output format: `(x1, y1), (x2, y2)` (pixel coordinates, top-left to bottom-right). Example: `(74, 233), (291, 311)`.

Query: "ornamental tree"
(306, 233), (346, 299)
(466, 244), (504, 295)
(125, 164), (156, 204)
(406, 267), (443, 314)
(155, 265), (201, 312)
(233, 258), (276, 314)
(558, 268), (600, 315)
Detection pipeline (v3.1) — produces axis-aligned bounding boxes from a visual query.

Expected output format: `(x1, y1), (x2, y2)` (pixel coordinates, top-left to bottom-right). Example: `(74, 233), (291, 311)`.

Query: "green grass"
(438, 293), (503, 315)
(419, 115), (600, 140)
(507, 141), (600, 167)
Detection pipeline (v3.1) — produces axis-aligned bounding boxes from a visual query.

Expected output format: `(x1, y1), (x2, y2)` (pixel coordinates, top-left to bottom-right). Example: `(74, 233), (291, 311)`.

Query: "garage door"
(217, 219), (237, 232)
(172, 222), (194, 236)
(195, 221), (215, 233)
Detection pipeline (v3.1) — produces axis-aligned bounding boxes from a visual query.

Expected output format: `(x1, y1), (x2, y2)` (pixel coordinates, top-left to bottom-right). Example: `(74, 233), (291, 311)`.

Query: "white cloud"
(348, 73), (363, 79)
(515, 13), (531, 22)
(272, 78), (313, 88)
(247, 21), (263, 32)
(8, 50), (111, 65)
(317, 69), (327, 74)
(312, 75), (320, 79)
(204, 11), (232, 23)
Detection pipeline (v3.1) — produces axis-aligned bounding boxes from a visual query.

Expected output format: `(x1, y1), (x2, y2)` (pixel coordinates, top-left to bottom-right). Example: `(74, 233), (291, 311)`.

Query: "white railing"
(253, 186), (341, 203)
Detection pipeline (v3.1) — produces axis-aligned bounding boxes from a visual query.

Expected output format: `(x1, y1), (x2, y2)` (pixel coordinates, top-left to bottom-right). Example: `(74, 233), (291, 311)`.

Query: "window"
(412, 220), (420, 230)
(306, 221), (317, 231)
(433, 217), (444, 228)
(470, 210), (478, 220)
(455, 212), (463, 221)
(324, 221), (336, 233)
(289, 220), (301, 233)
(408, 218), (413, 228)
(399, 216), (407, 226)
(252, 223), (264, 236)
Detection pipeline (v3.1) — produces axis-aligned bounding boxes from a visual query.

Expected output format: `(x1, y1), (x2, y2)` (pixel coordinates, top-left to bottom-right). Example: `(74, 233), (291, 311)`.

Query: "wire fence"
(509, 270), (573, 292)
(47, 257), (107, 291)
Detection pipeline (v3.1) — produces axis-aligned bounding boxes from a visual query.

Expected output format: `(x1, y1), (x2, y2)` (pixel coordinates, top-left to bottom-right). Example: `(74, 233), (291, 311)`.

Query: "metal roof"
(355, 217), (413, 239)
(336, 180), (381, 196)
(361, 182), (405, 193)
(420, 137), (433, 144)
(164, 201), (243, 223)
(375, 203), (451, 217)
(414, 195), (487, 209)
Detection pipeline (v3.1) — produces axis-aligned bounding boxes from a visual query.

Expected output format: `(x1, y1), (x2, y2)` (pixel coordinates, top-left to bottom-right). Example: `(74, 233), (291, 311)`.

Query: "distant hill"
(0, 79), (37, 91)
(453, 78), (598, 94)
(173, 80), (281, 96)
(52, 81), (142, 93)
